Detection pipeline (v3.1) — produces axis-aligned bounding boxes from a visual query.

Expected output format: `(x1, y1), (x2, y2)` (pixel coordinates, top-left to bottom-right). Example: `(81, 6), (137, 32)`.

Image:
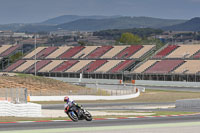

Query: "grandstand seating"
(46, 46), (71, 59)
(172, 60), (200, 74)
(39, 60), (64, 72)
(59, 46), (85, 59)
(95, 60), (122, 73)
(66, 60), (93, 72)
(132, 60), (159, 73)
(100, 46), (127, 59)
(114, 45), (143, 59)
(130, 45), (155, 58)
(13, 60), (37, 72)
(4, 45), (158, 74)
(166, 45), (200, 58)
(36, 47), (58, 59)
(24, 47), (47, 59)
(153, 45), (179, 58)
(109, 60), (135, 73)
(86, 46), (113, 59)
(79, 60), (108, 73)
(144, 60), (185, 74)
(52, 60), (79, 72)
(26, 60), (52, 73)
(4, 60), (26, 72)
(72, 46), (98, 58)
(0, 45), (12, 55)
(0, 44), (22, 57)
(193, 51), (200, 58)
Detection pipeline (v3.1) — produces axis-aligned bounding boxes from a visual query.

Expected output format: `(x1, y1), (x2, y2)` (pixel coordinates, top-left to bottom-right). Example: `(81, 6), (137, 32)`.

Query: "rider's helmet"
(64, 96), (69, 102)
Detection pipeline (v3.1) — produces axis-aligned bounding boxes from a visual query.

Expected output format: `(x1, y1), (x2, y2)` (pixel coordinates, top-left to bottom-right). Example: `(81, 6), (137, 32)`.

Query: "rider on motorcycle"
(64, 96), (82, 116)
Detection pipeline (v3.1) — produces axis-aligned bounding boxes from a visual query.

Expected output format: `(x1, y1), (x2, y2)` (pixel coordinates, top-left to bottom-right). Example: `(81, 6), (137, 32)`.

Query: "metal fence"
(0, 88), (27, 103)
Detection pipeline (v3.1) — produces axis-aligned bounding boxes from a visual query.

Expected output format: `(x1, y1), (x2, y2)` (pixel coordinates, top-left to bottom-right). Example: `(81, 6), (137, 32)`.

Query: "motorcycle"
(65, 104), (92, 122)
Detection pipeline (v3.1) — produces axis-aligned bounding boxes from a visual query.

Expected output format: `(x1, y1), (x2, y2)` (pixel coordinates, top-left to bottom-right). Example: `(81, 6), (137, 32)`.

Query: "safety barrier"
(0, 101), (41, 117)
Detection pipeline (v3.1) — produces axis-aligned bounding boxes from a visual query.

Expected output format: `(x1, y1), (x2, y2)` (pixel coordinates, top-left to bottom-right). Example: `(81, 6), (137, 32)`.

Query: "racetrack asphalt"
(42, 102), (200, 112)
(1, 114), (200, 132)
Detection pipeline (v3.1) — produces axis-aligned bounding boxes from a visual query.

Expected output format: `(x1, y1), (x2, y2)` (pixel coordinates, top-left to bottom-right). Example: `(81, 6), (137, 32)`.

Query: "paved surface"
(42, 102), (200, 112)
(42, 102), (175, 110)
(1, 115), (200, 132)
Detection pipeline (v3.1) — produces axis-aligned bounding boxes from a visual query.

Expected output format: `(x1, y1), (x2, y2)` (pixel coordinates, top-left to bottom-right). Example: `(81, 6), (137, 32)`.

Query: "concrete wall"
(30, 91), (140, 101)
(0, 101), (41, 117)
(176, 99), (200, 108)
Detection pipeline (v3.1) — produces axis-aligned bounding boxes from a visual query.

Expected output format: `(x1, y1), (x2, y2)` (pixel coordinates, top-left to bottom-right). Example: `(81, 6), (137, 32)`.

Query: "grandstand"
(5, 59), (136, 74)
(131, 44), (200, 82)
(4, 44), (200, 81)
(4, 45), (155, 75)
(3, 45), (155, 77)
(0, 44), (23, 70)
(23, 45), (155, 60)
(0, 44), (22, 57)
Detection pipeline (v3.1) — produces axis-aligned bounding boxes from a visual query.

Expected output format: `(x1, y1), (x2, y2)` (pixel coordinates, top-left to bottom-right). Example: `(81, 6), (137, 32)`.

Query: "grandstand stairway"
(109, 60), (136, 73)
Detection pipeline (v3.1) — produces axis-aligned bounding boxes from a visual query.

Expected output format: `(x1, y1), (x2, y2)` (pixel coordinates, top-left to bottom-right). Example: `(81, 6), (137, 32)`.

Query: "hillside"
(0, 75), (95, 96)
(0, 16), (186, 32)
(162, 17), (200, 31)
(41, 15), (121, 25)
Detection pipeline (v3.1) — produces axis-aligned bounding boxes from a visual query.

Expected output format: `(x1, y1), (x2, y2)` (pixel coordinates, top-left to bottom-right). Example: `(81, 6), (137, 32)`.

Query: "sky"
(0, 0), (200, 24)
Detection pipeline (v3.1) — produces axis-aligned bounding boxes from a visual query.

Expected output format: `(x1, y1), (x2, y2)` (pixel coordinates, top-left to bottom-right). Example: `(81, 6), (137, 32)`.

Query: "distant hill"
(55, 17), (186, 31)
(162, 17), (200, 31)
(41, 15), (121, 25)
(0, 16), (186, 32)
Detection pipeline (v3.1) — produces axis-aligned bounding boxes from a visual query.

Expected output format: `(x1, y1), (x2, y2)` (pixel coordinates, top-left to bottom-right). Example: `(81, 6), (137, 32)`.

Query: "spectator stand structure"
(130, 44), (200, 82)
(4, 45), (156, 79)
(0, 44), (23, 71)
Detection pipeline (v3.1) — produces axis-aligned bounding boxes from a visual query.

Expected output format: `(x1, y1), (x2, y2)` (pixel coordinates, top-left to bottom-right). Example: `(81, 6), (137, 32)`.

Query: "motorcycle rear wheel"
(68, 111), (78, 122)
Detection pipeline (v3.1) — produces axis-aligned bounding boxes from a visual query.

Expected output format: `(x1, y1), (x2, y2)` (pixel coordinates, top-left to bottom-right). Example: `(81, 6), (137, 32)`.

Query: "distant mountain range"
(0, 15), (192, 32)
(162, 17), (200, 31)
(41, 15), (121, 25)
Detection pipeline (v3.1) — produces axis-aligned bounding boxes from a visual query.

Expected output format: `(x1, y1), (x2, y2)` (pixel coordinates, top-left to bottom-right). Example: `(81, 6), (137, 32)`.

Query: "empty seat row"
(0, 44), (22, 57)
(153, 44), (200, 59)
(132, 59), (200, 74)
(23, 45), (155, 59)
(5, 59), (136, 73)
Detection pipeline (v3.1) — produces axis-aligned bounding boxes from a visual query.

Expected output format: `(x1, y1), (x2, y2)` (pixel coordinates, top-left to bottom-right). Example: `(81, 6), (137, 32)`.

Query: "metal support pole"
(34, 35), (37, 76)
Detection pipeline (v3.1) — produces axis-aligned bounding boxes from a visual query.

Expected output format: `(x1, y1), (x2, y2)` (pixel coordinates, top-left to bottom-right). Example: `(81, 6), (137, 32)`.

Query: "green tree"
(10, 52), (23, 63)
(119, 32), (141, 45)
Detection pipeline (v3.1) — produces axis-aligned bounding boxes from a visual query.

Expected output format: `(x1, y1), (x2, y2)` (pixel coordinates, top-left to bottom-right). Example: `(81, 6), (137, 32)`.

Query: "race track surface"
(1, 114), (200, 132)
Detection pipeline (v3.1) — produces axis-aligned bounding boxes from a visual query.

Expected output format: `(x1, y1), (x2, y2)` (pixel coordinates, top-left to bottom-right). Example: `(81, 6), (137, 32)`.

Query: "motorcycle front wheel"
(84, 110), (92, 121)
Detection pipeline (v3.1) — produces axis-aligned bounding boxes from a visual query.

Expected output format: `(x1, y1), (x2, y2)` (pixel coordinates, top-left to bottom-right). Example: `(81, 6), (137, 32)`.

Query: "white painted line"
(106, 118), (118, 120)
(127, 117), (137, 119)
(51, 120), (67, 122)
